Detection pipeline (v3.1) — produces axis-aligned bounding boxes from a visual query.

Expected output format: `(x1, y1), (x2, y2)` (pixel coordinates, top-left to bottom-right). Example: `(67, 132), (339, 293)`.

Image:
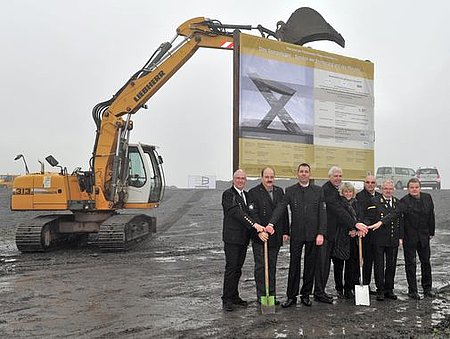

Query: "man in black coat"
(366, 179), (403, 301)
(268, 163), (327, 308)
(356, 175), (382, 293)
(248, 167), (289, 304)
(400, 178), (435, 300)
(221, 169), (265, 311)
(315, 166), (368, 302)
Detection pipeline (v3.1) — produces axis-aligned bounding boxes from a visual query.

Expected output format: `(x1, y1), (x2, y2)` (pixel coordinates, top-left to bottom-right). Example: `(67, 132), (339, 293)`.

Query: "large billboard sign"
(234, 33), (374, 180)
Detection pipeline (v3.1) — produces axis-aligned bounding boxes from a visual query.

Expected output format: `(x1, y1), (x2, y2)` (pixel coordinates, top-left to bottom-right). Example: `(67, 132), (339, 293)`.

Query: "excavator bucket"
(276, 7), (345, 48)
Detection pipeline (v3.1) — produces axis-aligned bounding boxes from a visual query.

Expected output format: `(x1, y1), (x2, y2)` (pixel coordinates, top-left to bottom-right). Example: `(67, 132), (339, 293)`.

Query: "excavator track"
(97, 214), (156, 252)
(15, 215), (71, 252)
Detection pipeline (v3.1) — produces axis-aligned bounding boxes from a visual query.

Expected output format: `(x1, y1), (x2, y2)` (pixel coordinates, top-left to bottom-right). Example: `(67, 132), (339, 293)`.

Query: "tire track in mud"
(155, 189), (207, 235)
(0, 189), (212, 275)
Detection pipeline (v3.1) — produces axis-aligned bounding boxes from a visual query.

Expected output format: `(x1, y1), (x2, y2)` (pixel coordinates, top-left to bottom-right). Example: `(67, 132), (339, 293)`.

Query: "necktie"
(268, 190), (273, 201)
(240, 191), (246, 205)
(386, 199), (391, 207)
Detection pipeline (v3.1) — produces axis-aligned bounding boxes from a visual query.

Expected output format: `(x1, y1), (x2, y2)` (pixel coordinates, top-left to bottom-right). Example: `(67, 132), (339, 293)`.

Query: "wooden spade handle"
(264, 240), (269, 296)
(359, 236), (364, 267)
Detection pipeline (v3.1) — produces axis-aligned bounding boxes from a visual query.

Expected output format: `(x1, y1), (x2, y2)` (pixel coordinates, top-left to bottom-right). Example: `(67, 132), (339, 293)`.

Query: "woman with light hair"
(332, 182), (360, 299)
(339, 182), (356, 198)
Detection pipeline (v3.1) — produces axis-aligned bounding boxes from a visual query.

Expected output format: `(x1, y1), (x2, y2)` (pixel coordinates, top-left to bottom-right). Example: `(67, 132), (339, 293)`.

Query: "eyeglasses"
(365, 181), (376, 184)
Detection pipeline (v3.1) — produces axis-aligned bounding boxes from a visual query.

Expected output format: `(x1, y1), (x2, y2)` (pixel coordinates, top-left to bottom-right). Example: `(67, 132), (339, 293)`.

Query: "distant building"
(188, 175), (216, 189)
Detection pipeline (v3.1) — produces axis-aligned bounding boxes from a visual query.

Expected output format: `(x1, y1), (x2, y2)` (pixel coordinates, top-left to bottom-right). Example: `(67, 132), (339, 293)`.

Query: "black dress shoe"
(314, 295), (333, 304)
(223, 301), (234, 311)
(344, 290), (355, 299)
(336, 290), (345, 299)
(281, 298), (297, 308)
(408, 292), (421, 300)
(232, 297), (248, 307)
(424, 290), (436, 298)
(369, 289), (377, 296)
(300, 296), (312, 307)
(376, 293), (384, 301)
(384, 291), (397, 300)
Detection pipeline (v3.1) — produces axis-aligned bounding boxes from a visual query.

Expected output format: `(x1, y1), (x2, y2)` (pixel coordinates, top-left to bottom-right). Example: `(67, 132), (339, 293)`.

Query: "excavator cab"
(126, 143), (164, 205)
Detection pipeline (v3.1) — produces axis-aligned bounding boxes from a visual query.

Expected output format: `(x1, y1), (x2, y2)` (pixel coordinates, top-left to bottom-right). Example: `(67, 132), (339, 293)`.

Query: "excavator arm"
(112, 18), (243, 118)
(91, 17), (274, 209)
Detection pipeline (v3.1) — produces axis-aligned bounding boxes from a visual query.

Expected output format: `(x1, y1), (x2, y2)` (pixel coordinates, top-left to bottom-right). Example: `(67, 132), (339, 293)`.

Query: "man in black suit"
(268, 163), (327, 308)
(400, 178), (435, 300)
(366, 179), (403, 301)
(315, 166), (368, 302)
(356, 175), (381, 293)
(221, 169), (265, 311)
(248, 167), (289, 305)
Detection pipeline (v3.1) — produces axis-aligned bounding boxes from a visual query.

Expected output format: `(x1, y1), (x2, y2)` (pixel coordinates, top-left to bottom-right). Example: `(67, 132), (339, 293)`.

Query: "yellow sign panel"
(240, 138), (374, 179)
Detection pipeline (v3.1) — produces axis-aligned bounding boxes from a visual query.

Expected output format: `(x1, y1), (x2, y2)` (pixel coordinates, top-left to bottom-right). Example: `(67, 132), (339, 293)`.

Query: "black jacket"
(248, 183), (289, 248)
(333, 197), (362, 260)
(400, 192), (435, 246)
(322, 181), (357, 241)
(356, 189), (382, 219)
(222, 187), (255, 245)
(270, 183), (327, 243)
(365, 195), (403, 247)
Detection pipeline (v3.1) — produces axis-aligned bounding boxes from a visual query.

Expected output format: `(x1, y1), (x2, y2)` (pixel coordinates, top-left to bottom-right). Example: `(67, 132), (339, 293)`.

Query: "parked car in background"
(416, 167), (441, 189)
(376, 166), (416, 189)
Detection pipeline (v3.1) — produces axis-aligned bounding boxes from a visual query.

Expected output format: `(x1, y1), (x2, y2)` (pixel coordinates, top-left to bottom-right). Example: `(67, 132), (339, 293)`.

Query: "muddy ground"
(1, 184), (450, 338)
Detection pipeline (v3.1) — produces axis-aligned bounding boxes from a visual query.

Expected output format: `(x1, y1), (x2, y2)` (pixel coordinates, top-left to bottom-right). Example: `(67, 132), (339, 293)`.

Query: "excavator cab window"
(142, 145), (163, 203)
(128, 149), (147, 188)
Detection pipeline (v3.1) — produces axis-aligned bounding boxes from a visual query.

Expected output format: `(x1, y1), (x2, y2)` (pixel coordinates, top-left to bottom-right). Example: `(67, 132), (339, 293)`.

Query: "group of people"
(221, 164), (436, 312)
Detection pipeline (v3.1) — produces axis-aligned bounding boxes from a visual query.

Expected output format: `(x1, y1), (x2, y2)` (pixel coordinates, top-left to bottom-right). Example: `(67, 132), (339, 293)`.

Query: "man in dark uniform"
(366, 179), (403, 301)
(268, 163), (327, 308)
(400, 178), (435, 300)
(356, 174), (382, 294)
(221, 169), (265, 311)
(315, 166), (368, 302)
(248, 167), (289, 305)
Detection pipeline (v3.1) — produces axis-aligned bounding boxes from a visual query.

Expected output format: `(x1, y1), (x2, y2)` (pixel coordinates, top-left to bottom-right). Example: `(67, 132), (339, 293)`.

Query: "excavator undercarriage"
(15, 213), (156, 252)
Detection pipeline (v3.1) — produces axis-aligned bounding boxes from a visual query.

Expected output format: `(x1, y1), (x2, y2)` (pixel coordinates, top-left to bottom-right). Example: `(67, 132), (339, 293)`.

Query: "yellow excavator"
(11, 8), (345, 252)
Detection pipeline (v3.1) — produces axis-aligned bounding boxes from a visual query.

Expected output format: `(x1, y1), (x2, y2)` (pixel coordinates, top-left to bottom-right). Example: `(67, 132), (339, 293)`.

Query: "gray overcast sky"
(1, 0), (449, 188)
